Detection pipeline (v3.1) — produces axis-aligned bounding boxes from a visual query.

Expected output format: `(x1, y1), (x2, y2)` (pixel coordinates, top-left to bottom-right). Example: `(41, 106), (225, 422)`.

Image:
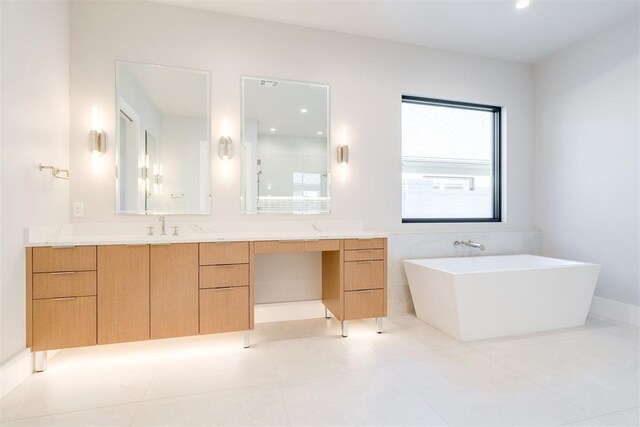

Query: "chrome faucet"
(454, 240), (486, 251)
(159, 215), (166, 236)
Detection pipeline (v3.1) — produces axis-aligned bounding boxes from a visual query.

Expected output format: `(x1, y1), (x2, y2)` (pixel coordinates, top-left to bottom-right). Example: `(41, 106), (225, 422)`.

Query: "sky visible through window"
(402, 100), (497, 221)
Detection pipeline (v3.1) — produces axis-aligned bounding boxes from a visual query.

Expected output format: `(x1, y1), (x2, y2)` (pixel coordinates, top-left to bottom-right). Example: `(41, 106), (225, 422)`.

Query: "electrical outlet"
(72, 202), (84, 217)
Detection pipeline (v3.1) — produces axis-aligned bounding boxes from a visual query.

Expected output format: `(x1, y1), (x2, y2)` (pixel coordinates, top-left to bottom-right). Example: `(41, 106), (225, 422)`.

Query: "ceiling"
(153, 0), (638, 63)
(119, 62), (209, 117)
(243, 78), (328, 138)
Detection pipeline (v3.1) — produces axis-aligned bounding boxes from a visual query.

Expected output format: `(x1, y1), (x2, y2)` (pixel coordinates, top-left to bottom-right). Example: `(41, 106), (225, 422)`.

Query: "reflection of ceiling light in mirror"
(317, 131), (323, 135)
(270, 128), (276, 132)
(300, 108), (308, 113)
(515, 0), (530, 9)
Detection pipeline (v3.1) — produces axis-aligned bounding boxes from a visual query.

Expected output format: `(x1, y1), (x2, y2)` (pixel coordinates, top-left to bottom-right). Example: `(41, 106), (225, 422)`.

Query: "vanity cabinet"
(200, 287), (249, 334)
(32, 297), (97, 351)
(26, 237), (387, 354)
(97, 245), (150, 344)
(151, 243), (199, 339)
(28, 246), (98, 351)
(198, 242), (250, 334)
(342, 239), (387, 321)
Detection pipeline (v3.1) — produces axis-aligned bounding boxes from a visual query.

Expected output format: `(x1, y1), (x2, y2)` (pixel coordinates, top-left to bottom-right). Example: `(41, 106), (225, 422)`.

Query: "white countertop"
(25, 221), (386, 247)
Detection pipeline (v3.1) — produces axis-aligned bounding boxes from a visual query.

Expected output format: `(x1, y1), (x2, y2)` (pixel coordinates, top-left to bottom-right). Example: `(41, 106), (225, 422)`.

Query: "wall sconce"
(91, 107), (105, 174)
(91, 107), (106, 155)
(219, 136), (232, 159)
(337, 126), (349, 181)
(219, 118), (232, 177)
(337, 145), (349, 165)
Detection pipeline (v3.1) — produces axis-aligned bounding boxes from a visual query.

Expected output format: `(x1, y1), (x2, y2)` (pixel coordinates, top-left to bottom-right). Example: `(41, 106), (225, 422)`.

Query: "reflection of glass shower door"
(145, 131), (161, 212)
(118, 109), (141, 212)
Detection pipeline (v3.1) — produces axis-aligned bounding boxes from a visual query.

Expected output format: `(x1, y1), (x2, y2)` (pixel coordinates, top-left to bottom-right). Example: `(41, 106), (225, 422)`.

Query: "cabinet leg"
(376, 317), (383, 334)
(325, 307), (331, 319)
(341, 321), (349, 337)
(243, 331), (250, 348)
(34, 351), (47, 372)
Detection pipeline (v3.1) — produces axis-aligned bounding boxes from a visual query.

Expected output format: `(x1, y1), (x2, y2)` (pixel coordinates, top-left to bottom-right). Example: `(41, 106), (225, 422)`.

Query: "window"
(401, 96), (502, 223)
(293, 172), (322, 198)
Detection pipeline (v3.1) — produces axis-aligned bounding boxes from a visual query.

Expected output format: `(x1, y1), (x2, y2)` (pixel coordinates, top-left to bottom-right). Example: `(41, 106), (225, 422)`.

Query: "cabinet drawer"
(343, 238), (385, 250)
(199, 287), (249, 334)
(32, 246), (96, 273)
(344, 260), (385, 291)
(33, 271), (96, 299)
(200, 264), (249, 289)
(344, 289), (385, 320)
(344, 249), (384, 262)
(254, 239), (340, 254)
(199, 242), (249, 265)
(32, 296), (97, 351)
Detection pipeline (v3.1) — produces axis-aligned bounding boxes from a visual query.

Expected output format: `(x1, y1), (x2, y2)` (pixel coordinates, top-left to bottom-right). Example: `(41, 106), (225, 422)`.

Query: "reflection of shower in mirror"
(256, 170), (263, 210)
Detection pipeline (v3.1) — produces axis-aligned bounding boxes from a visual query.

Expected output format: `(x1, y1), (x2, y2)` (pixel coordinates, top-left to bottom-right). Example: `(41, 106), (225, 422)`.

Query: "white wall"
(535, 20), (640, 307)
(0, 1), (70, 364)
(256, 134), (327, 197)
(155, 115), (208, 213)
(69, 1), (535, 232)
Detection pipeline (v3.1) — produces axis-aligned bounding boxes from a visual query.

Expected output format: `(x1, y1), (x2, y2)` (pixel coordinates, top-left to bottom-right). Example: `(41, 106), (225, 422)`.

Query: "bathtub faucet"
(454, 240), (486, 251)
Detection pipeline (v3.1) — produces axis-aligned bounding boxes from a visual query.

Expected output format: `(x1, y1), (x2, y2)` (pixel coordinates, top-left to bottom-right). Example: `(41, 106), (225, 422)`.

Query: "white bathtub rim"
(403, 254), (600, 276)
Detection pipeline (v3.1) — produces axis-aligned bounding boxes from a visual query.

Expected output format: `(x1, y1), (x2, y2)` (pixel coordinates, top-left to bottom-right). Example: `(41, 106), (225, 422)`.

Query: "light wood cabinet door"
(32, 246), (96, 273)
(200, 242), (249, 265)
(150, 244), (198, 339)
(254, 239), (340, 254)
(200, 264), (249, 289)
(344, 289), (385, 320)
(97, 245), (150, 344)
(343, 249), (384, 262)
(32, 296), (97, 351)
(33, 271), (96, 299)
(344, 260), (385, 291)
(199, 287), (249, 334)
(344, 239), (385, 250)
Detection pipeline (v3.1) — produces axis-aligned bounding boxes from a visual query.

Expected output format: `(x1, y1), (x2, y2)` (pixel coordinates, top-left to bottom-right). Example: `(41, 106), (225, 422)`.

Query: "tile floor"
(0, 315), (638, 426)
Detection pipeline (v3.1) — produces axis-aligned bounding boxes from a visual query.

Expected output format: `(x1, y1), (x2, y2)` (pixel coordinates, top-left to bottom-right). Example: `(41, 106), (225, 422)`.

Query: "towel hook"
(39, 164), (70, 180)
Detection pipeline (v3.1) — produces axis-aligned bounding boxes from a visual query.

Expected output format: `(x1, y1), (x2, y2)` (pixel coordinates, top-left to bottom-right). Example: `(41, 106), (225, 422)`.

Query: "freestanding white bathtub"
(403, 255), (600, 341)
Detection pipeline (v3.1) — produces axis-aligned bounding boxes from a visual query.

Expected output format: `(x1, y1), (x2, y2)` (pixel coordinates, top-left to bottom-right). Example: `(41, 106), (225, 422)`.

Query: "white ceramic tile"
(0, 351), (156, 422)
(143, 343), (278, 400)
(541, 366), (639, 416)
(563, 417), (607, 426)
(1, 313), (637, 427)
(132, 384), (290, 426)
(594, 407), (640, 426)
(0, 403), (139, 426)
(419, 382), (589, 426)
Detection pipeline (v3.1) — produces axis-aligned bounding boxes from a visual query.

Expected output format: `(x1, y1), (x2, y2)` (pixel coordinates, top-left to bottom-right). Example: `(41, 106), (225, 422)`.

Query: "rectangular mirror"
(241, 77), (330, 214)
(116, 61), (211, 215)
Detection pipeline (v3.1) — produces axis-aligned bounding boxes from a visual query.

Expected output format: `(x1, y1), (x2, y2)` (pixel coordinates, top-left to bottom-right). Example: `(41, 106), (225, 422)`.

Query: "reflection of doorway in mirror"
(198, 140), (210, 213)
(117, 97), (143, 213)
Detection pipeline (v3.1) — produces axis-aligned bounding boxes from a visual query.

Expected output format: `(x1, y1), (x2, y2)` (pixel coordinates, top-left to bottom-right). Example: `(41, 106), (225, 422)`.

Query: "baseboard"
(590, 296), (640, 326)
(255, 300), (326, 323)
(0, 349), (32, 399)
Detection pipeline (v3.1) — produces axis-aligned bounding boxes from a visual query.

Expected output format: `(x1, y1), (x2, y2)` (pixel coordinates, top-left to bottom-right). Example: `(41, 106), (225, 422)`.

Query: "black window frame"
(401, 95), (502, 224)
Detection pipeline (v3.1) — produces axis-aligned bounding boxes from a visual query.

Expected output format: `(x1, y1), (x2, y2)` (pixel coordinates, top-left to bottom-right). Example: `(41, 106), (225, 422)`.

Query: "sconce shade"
(219, 136), (233, 159)
(337, 144), (349, 164)
(91, 129), (106, 154)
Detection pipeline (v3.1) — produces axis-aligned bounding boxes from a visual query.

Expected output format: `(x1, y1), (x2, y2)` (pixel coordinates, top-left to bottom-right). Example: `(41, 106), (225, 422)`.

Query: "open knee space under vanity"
(25, 237), (387, 359)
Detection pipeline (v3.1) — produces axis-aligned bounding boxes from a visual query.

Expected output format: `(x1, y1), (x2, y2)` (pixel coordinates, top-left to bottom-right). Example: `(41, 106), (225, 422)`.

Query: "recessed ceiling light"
(515, 0), (530, 9)
(269, 128), (276, 132)
(300, 108), (308, 113)
(317, 131), (323, 135)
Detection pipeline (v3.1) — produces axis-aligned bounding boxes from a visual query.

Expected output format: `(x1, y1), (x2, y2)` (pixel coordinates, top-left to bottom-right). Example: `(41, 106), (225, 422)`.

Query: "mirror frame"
(114, 60), (212, 216)
(240, 75), (331, 215)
